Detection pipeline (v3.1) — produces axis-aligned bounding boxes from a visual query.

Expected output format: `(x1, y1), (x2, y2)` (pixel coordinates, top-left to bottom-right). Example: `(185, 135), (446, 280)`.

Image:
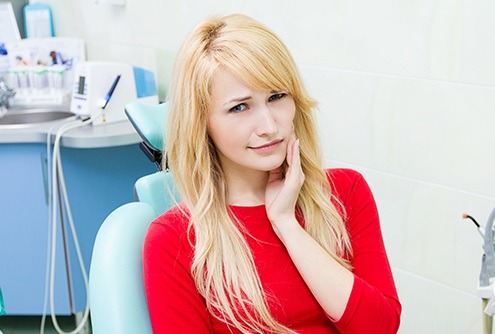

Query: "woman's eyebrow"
(223, 95), (252, 106)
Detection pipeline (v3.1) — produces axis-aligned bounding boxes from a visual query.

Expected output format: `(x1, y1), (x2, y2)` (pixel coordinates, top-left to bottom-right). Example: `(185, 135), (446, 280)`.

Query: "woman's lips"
(249, 139), (283, 154)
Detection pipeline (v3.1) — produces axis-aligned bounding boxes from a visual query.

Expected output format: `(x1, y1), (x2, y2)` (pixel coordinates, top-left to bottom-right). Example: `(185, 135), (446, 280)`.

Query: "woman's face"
(208, 68), (296, 176)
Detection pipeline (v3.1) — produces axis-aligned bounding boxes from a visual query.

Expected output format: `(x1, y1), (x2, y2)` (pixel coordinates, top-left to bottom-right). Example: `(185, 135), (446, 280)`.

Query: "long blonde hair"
(165, 13), (352, 333)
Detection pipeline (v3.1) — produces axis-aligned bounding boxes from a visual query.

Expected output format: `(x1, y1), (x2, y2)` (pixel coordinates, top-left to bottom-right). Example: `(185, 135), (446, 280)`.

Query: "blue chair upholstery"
(89, 202), (156, 334)
(134, 171), (179, 217)
(89, 102), (177, 334)
(125, 101), (168, 152)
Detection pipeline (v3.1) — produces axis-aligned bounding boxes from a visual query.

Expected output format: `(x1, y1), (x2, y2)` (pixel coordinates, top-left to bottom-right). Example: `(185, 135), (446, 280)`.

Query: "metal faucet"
(0, 75), (16, 115)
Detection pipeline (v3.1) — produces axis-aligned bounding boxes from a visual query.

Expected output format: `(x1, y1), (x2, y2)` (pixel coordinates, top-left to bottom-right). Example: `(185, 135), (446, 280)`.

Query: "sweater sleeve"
(331, 169), (401, 333)
(143, 210), (212, 333)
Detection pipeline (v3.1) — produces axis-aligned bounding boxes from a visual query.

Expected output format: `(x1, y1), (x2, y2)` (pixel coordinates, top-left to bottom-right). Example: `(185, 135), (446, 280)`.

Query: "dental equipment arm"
(481, 206), (495, 286)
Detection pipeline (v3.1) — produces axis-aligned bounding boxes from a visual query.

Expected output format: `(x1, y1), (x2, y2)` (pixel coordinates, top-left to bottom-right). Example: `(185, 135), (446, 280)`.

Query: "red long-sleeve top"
(143, 168), (401, 333)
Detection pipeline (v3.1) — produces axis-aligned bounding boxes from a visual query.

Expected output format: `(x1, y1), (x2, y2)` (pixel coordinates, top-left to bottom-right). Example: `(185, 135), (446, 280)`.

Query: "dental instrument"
(463, 213), (485, 237)
(99, 74), (121, 110)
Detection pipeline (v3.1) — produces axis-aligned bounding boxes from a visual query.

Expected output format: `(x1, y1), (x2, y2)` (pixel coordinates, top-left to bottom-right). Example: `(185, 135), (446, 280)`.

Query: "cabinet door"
(60, 144), (155, 312)
(0, 143), (71, 315)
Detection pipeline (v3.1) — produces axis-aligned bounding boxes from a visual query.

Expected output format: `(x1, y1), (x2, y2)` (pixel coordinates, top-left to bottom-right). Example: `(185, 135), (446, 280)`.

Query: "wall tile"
(48, 0), (495, 86)
(303, 66), (495, 197)
(84, 41), (157, 73)
(243, 0), (495, 86)
(456, 1), (495, 86)
(243, 0), (436, 78)
(394, 269), (482, 334)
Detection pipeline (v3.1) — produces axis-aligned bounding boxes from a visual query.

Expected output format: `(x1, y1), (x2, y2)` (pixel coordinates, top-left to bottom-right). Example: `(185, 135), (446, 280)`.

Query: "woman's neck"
(224, 168), (269, 206)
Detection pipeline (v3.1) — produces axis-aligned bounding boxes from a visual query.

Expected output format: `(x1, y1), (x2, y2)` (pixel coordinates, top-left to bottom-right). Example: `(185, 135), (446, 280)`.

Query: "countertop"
(0, 116), (142, 149)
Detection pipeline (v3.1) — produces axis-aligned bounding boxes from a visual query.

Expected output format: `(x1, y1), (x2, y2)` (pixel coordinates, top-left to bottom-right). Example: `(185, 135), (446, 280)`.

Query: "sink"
(0, 106), (75, 128)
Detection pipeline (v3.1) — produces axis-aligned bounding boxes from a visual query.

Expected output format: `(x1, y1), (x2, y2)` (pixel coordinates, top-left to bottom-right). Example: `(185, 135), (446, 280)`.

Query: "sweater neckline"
(228, 204), (267, 216)
(229, 203), (265, 209)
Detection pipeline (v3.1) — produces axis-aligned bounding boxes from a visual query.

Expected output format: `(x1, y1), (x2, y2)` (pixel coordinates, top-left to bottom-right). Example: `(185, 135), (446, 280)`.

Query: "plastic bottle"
(23, 0), (54, 38)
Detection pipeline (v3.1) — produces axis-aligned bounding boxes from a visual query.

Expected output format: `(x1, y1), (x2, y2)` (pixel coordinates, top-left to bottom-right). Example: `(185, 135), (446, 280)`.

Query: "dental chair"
(89, 101), (177, 333)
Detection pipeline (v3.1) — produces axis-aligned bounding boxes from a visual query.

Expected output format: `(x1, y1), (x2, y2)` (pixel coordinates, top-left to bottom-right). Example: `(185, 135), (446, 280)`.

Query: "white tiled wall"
(46, 0), (495, 332)
(394, 268), (482, 334)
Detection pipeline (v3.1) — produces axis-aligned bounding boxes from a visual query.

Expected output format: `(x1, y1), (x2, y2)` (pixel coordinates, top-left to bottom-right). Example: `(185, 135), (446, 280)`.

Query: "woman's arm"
(274, 220), (355, 320)
(331, 169), (401, 333)
(265, 139), (400, 333)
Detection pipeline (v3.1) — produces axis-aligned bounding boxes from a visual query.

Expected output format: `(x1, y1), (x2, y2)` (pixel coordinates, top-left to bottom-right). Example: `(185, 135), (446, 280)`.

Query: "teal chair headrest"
(125, 102), (168, 152)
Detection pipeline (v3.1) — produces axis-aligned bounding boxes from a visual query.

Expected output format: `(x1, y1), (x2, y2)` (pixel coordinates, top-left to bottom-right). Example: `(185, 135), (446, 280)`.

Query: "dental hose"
(46, 117), (91, 334)
(41, 118), (76, 333)
(41, 110), (103, 334)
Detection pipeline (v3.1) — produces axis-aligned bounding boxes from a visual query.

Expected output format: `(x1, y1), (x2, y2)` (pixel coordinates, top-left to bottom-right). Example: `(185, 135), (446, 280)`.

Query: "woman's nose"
(255, 106), (278, 136)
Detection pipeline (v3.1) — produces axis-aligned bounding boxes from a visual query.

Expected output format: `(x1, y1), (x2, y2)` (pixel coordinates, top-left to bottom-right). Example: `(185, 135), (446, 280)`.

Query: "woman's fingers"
(286, 138), (303, 186)
(287, 135), (294, 167)
(265, 136), (304, 226)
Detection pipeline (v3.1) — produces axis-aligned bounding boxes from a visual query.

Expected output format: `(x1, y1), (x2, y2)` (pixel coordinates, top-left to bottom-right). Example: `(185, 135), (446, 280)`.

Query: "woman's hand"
(265, 135), (356, 323)
(265, 134), (305, 231)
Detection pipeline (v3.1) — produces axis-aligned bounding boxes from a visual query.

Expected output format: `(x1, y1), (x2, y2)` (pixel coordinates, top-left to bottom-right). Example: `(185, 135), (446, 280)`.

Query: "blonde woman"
(143, 14), (401, 333)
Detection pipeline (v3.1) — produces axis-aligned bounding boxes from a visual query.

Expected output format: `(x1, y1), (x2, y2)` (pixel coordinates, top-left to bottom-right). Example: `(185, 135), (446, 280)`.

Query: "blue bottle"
(24, 0), (54, 38)
(0, 43), (9, 76)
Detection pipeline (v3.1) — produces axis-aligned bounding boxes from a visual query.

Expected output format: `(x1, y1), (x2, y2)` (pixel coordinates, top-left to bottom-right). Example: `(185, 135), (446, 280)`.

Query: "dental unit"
(70, 61), (158, 125)
(41, 61), (158, 334)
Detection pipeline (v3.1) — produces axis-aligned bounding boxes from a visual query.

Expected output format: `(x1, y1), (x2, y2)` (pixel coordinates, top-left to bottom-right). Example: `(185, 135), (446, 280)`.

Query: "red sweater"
(143, 168), (401, 333)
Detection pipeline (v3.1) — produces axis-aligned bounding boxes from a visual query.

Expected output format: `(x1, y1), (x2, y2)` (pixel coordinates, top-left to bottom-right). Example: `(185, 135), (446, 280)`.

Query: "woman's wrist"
(270, 216), (305, 245)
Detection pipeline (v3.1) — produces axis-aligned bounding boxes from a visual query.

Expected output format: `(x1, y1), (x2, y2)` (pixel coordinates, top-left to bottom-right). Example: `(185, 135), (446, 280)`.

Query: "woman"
(143, 13), (401, 333)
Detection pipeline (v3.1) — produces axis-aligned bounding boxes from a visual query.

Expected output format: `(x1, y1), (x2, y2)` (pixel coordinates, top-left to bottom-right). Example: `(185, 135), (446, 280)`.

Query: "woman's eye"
(229, 103), (247, 113)
(269, 93), (287, 102)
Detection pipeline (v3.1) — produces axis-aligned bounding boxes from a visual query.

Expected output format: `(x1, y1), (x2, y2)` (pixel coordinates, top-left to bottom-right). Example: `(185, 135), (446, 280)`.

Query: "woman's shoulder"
(325, 168), (366, 191)
(145, 204), (192, 248)
(143, 204), (195, 274)
(153, 203), (190, 227)
(324, 168), (373, 208)
(324, 168), (380, 234)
